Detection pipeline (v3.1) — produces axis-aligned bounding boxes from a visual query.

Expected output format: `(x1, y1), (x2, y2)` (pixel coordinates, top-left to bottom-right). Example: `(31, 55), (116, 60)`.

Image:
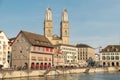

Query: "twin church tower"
(44, 8), (69, 45)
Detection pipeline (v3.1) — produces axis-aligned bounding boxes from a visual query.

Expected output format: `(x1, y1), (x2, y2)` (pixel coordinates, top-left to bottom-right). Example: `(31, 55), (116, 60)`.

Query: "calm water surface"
(5, 72), (120, 80)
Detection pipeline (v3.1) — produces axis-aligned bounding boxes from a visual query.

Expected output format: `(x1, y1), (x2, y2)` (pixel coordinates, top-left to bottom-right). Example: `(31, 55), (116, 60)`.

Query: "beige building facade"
(44, 8), (69, 45)
(76, 44), (95, 66)
(100, 45), (120, 67)
(11, 31), (54, 70)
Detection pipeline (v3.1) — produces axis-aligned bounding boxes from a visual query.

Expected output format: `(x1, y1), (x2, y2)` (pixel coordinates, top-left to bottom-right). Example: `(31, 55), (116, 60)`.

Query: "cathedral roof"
(52, 34), (61, 40)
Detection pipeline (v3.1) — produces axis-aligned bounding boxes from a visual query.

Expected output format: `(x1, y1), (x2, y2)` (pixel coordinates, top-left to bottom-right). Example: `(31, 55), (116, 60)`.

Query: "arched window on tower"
(65, 30), (67, 36)
(48, 29), (51, 35)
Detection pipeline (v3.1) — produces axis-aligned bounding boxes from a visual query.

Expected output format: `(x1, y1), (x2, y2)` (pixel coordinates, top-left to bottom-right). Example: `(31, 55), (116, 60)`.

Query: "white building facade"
(0, 31), (9, 68)
(100, 45), (120, 67)
(57, 44), (78, 66)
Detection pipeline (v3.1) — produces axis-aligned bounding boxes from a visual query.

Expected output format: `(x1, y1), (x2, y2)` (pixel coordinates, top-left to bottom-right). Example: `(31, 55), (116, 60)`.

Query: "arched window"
(103, 62), (106, 66)
(31, 62), (35, 69)
(48, 63), (51, 68)
(36, 63), (39, 69)
(112, 62), (115, 66)
(48, 29), (51, 34)
(44, 63), (47, 69)
(116, 62), (119, 66)
(40, 63), (43, 69)
(107, 62), (110, 66)
(65, 30), (67, 36)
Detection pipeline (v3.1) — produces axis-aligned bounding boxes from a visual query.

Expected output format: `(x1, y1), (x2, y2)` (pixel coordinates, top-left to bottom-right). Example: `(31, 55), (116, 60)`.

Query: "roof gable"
(21, 30), (53, 47)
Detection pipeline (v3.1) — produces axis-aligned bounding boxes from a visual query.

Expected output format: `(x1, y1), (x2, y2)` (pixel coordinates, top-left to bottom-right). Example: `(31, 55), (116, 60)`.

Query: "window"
(50, 48), (53, 52)
(48, 29), (51, 34)
(115, 56), (119, 60)
(107, 56), (110, 60)
(44, 57), (47, 61)
(41, 47), (44, 52)
(0, 36), (4, 39)
(111, 56), (114, 60)
(49, 58), (51, 61)
(102, 56), (106, 60)
(56, 41), (59, 44)
(107, 49), (109, 52)
(31, 56), (36, 61)
(38, 57), (43, 61)
(46, 48), (49, 52)
(65, 30), (67, 35)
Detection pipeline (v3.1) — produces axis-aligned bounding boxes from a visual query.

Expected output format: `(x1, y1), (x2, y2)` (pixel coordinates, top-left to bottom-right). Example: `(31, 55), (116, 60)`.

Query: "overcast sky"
(0, 0), (120, 50)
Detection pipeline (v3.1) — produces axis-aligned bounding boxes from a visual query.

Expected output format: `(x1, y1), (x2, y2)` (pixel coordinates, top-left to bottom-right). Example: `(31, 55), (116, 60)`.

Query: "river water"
(4, 71), (120, 80)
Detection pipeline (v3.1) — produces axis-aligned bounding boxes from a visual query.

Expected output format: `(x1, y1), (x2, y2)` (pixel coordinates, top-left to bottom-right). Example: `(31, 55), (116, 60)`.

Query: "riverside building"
(0, 31), (9, 68)
(54, 44), (78, 67)
(76, 44), (95, 67)
(11, 31), (54, 70)
(100, 45), (120, 67)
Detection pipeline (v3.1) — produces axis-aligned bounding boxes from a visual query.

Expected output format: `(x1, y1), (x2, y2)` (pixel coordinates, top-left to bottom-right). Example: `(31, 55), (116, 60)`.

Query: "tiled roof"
(21, 30), (53, 47)
(9, 37), (16, 45)
(52, 34), (61, 40)
(101, 45), (120, 52)
(9, 37), (16, 41)
(76, 44), (93, 48)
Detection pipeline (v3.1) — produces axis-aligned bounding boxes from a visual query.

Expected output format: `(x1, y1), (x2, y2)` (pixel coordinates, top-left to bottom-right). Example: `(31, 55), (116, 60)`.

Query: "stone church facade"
(44, 8), (69, 45)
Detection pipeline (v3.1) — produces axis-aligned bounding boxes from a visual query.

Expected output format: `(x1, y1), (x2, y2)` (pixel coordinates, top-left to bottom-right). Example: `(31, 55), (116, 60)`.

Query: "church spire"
(60, 9), (69, 44)
(44, 8), (53, 38)
(62, 9), (68, 22)
(45, 7), (52, 21)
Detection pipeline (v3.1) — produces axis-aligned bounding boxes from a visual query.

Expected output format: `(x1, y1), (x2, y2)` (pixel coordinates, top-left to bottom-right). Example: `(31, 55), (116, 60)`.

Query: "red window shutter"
(50, 48), (53, 52)
(46, 48), (49, 52)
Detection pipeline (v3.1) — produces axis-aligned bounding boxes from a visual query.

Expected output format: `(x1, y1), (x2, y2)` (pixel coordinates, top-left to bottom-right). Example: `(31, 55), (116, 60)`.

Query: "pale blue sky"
(0, 0), (120, 49)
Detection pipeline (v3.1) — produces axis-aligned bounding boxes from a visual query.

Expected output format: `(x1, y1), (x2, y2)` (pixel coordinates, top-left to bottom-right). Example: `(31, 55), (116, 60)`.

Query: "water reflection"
(4, 72), (120, 80)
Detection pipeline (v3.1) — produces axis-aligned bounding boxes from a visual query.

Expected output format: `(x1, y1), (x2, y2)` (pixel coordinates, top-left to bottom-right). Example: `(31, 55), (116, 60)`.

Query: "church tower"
(44, 8), (53, 40)
(60, 9), (69, 44)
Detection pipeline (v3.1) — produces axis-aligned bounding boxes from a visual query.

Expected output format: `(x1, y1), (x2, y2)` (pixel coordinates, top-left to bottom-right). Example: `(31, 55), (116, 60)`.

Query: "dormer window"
(116, 48), (118, 52)
(112, 46), (114, 49)
(35, 40), (40, 44)
(107, 49), (109, 52)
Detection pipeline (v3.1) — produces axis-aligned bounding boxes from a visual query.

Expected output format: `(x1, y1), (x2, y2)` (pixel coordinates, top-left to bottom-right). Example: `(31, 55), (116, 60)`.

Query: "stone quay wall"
(0, 67), (120, 79)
